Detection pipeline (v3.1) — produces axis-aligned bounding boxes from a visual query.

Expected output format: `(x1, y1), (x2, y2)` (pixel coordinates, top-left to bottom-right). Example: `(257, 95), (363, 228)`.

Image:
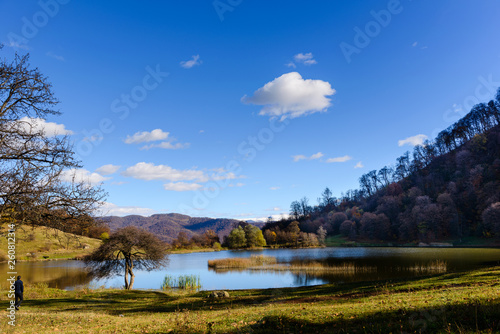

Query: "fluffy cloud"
(292, 152), (324, 162)
(19, 117), (73, 136)
(124, 129), (169, 144)
(96, 164), (121, 175)
(60, 168), (110, 185)
(326, 155), (352, 163)
(164, 182), (203, 191)
(180, 55), (201, 69)
(398, 134), (428, 147)
(98, 202), (156, 217)
(122, 162), (206, 181)
(242, 72), (335, 119)
(122, 162), (244, 191)
(125, 129), (189, 150)
(354, 161), (364, 169)
(293, 52), (317, 65)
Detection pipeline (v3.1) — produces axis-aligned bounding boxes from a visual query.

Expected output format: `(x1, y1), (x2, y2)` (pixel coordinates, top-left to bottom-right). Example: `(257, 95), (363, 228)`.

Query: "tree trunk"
(124, 258), (130, 289)
(128, 258), (135, 289)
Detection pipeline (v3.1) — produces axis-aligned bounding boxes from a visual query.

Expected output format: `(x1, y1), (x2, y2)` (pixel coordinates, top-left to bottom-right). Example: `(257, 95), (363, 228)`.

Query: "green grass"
(0, 224), (102, 262)
(1, 266), (499, 333)
(161, 274), (202, 291)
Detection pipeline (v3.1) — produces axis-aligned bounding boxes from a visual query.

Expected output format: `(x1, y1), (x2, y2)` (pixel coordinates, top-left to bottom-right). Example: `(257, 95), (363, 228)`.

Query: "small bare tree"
(84, 226), (169, 289)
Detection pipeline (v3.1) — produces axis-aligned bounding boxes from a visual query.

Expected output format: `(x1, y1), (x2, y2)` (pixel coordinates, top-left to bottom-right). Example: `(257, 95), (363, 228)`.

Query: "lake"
(2, 247), (500, 291)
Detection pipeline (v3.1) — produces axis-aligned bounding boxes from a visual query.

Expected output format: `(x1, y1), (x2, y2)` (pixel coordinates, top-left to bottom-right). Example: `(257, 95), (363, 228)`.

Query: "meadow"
(1, 265), (499, 333)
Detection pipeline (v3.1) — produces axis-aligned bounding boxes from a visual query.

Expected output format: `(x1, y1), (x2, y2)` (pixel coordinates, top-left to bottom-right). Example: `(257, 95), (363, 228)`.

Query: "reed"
(207, 255), (277, 269)
(161, 274), (202, 291)
(408, 260), (447, 273)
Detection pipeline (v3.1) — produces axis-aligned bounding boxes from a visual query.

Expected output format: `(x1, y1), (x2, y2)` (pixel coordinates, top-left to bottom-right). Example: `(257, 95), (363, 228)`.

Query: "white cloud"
(6, 41), (29, 50)
(292, 152), (324, 162)
(293, 52), (317, 65)
(326, 155), (352, 163)
(164, 182), (203, 191)
(240, 213), (290, 222)
(19, 117), (73, 137)
(285, 62), (296, 68)
(412, 41), (418, 47)
(125, 129), (189, 150)
(141, 141), (190, 150)
(98, 202), (156, 217)
(124, 129), (169, 144)
(180, 55), (201, 69)
(60, 168), (110, 185)
(46, 51), (65, 61)
(83, 134), (103, 142)
(292, 155), (307, 162)
(122, 162), (243, 189)
(96, 164), (121, 175)
(228, 182), (245, 187)
(242, 72), (335, 119)
(398, 134), (428, 147)
(270, 186), (280, 190)
(122, 162), (206, 182)
(354, 161), (364, 169)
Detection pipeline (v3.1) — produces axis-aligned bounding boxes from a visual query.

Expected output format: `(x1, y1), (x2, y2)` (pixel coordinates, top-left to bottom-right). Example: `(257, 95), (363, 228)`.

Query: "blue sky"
(1, 0), (500, 220)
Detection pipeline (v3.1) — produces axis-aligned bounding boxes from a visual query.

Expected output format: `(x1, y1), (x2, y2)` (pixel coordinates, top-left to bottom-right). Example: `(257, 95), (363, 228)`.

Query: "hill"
(100, 213), (243, 243)
(263, 87), (500, 245)
(0, 225), (102, 262)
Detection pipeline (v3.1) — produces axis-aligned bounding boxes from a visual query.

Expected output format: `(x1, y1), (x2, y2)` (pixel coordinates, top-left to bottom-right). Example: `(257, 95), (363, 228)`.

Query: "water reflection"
(1, 247), (499, 290)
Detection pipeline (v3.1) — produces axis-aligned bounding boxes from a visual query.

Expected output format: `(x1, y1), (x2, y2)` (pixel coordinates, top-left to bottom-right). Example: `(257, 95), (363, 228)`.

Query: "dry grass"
(0, 266), (499, 333)
(0, 225), (101, 262)
(208, 255), (277, 269)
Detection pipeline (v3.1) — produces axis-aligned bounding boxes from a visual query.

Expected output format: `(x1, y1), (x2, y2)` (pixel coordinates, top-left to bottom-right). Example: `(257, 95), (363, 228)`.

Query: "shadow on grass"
(237, 302), (500, 334)
(24, 268), (500, 318)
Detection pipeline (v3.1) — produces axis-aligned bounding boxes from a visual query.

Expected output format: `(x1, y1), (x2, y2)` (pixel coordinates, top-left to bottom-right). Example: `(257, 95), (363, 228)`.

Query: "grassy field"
(0, 225), (101, 262)
(1, 266), (499, 333)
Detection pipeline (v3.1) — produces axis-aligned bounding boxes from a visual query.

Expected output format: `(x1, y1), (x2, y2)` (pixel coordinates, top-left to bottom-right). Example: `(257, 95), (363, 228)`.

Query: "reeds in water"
(208, 255), (277, 269)
(408, 260), (447, 273)
(161, 274), (202, 291)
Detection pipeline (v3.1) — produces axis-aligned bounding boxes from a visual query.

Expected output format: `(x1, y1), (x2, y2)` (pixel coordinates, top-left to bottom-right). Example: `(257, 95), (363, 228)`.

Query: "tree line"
(264, 87), (500, 245)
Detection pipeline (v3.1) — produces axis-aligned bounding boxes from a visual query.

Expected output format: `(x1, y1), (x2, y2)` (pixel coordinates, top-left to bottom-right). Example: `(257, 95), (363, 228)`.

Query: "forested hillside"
(101, 213), (241, 243)
(263, 88), (500, 245)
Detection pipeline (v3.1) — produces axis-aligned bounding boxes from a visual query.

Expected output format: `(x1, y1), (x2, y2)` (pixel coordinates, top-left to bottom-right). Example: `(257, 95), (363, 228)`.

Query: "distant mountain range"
(100, 213), (264, 243)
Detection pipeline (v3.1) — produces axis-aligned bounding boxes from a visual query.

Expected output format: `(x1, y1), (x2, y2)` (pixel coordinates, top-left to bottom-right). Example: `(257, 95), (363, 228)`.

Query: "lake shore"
(2, 266), (499, 333)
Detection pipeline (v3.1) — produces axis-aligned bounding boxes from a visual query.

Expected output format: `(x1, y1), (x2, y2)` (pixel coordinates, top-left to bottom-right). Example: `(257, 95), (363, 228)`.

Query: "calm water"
(2, 247), (499, 290)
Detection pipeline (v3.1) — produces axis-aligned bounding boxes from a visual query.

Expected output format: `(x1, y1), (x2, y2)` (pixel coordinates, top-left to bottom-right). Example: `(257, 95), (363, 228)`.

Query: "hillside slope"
(101, 213), (242, 243)
(0, 225), (101, 261)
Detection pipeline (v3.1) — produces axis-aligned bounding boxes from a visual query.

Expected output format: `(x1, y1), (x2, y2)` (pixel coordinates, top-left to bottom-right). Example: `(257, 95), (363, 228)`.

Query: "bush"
(41, 242), (52, 252)
(27, 251), (38, 259)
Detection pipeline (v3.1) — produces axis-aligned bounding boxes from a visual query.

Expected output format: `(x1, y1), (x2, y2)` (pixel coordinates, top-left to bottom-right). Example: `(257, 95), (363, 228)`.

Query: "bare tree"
(290, 201), (301, 220)
(84, 226), (168, 289)
(0, 48), (106, 231)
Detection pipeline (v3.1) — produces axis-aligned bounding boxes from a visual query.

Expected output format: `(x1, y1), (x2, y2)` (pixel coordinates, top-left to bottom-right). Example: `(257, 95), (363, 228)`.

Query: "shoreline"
(2, 243), (499, 264)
